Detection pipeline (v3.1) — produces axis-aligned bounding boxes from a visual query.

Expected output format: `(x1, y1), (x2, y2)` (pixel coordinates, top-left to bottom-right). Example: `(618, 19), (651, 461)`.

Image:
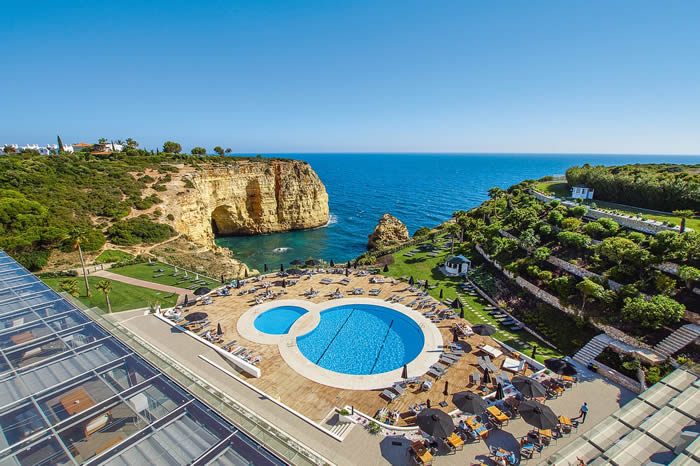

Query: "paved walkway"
(108, 311), (635, 466)
(91, 270), (190, 297)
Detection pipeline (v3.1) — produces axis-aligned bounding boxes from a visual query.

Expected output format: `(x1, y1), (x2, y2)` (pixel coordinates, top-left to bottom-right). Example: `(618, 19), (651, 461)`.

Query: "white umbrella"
(174, 266), (178, 273)
(184, 271), (189, 278)
(195, 273), (199, 280)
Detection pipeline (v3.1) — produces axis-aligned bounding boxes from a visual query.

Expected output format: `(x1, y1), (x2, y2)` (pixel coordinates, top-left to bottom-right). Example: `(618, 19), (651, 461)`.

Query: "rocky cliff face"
(161, 160), (329, 247)
(367, 213), (409, 250)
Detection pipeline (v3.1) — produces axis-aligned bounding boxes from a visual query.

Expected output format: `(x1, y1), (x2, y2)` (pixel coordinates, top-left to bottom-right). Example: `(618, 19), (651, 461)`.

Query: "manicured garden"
(379, 238), (564, 363)
(42, 276), (177, 312)
(109, 261), (220, 288)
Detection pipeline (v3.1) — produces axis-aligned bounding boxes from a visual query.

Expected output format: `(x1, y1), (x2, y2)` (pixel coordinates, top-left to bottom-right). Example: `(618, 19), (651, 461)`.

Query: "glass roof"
(0, 251), (285, 465)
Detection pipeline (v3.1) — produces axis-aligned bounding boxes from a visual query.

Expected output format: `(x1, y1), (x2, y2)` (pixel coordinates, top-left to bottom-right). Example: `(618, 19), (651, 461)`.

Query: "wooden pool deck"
(179, 271), (534, 426)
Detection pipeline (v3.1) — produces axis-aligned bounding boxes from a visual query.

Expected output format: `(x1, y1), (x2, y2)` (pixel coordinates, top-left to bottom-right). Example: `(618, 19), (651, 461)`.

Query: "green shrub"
(166, 214), (175, 221)
(108, 216), (176, 245)
(95, 249), (134, 263)
(561, 217), (582, 231)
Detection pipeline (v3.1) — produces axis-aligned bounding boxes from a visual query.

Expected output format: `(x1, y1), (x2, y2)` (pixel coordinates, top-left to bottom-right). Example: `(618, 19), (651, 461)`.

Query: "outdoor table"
(559, 416), (572, 426)
(410, 441), (433, 464)
(562, 375), (574, 382)
(539, 429), (553, 438)
(10, 331), (33, 345)
(487, 406), (510, 423)
(60, 387), (96, 416)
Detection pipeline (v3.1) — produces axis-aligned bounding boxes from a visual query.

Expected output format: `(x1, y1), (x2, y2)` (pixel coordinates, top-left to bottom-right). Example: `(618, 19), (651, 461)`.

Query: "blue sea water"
(216, 153), (700, 271)
(296, 304), (425, 375)
(254, 306), (307, 335)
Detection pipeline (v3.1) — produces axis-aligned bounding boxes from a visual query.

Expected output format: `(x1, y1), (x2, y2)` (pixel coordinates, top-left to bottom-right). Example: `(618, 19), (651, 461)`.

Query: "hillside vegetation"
(566, 163), (700, 212)
(0, 150), (288, 270)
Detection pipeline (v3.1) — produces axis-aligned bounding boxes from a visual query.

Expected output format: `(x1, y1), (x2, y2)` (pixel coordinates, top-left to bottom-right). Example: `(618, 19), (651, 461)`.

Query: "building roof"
(572, 185), (590, 189)
(90, 151), (112, 155)
(0, 250), (285, 465)
(545, 365), (700, 465)
(72, 142), (91, 147)
(446, 255), (471, 264)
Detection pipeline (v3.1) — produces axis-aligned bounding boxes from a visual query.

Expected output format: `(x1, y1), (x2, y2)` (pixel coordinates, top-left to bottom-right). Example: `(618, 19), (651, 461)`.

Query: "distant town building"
(72, 142), (92, 151)
(571, 185), (594, 200)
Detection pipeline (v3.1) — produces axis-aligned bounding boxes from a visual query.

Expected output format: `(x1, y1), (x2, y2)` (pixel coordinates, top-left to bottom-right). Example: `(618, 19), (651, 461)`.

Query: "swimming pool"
(254, 306), (307, 335)
(296, 304), (424, 375)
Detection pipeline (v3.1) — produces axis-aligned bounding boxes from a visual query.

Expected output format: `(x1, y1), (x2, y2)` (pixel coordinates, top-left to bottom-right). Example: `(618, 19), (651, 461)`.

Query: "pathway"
(90, 270), (190, 298)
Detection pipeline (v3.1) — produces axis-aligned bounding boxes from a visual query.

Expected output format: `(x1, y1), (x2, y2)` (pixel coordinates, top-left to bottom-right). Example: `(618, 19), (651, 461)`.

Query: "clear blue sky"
(2, 1), (699, 154)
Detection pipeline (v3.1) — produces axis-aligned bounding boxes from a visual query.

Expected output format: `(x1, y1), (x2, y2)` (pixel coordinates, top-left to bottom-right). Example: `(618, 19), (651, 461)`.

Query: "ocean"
(215, 153), (700, 272)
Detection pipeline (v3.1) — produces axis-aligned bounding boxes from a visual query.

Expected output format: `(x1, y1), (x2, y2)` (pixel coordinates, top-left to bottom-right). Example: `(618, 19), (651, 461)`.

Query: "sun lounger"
(405, 376), (422, 385)
(380, 389), (399, 401)
(502, 357), (524, 373)
(484, 355), (499, 372)
(481, 345), (503, 359)
(441, 353), (461, 363)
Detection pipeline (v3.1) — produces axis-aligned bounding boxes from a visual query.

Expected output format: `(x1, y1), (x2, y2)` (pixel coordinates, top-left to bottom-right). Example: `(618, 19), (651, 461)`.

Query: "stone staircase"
(328, 420), (354, 438)
(653, 324), (700, 358)
(573, 334), (610, 366)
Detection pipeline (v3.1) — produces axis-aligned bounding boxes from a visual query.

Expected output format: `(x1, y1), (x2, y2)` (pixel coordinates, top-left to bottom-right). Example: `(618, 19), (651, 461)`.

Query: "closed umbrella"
(443, 381), (449, 396)
(409, 276), (415, 286)
(174, 266), (178, 273)
(451, 299), (460, 309)
(452, 391), (487, 414)
(482, 368), (492, 384)
(531, 345), (537, 359)
(495, 382), (505, 400)
(519, 400), (558, 430)
(417, 409), (454, 438)
(282, 279), (286, 288)
(280, 264), (284, 272)
(402, 364), (408, 379)
(221, 274), (224, 283)
(330, 259), (335, 267)
(245, 269), (248, 278)
(545, 358), (578, 376)
(184, 295), (189, 305)
(426, 398), (431, 409)
(346, 268), (349, 277)
(185, 312), (208, 322)
(194, 287), (211, 296)
(472, 324), (496, 336)
(439, 289), (443, 299)
(512, 376), (547, 399)
(383, 264), (389, 273)
(264, 264), (268, 272)
(217, 323), (223, 335)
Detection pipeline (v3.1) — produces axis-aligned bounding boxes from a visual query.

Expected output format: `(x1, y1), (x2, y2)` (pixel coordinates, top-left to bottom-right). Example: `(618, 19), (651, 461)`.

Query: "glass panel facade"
(0, 250), (284, 465)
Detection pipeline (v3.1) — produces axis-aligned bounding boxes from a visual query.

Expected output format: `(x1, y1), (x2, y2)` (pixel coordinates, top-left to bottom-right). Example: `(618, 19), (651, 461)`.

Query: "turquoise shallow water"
(216, 153), (700, 271)
(296, 304), (425, 375)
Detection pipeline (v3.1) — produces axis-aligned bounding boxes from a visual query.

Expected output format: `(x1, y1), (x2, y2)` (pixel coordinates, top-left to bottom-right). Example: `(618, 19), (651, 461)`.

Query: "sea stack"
(367, 213), (409, 250)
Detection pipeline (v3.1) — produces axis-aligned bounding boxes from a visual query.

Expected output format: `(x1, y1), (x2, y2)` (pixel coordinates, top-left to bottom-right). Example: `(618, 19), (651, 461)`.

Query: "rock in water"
(367, 213), (409, 250)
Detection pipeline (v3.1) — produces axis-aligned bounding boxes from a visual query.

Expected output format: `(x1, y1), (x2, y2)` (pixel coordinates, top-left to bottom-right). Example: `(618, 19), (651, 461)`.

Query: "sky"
(2, 1), (699, 155)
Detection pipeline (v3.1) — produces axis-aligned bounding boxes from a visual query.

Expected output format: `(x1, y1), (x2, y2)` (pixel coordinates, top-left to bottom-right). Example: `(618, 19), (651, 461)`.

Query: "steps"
(653, 324), (700, 358)
(573, 334), (610, 365)
(328, 421), (354, 438)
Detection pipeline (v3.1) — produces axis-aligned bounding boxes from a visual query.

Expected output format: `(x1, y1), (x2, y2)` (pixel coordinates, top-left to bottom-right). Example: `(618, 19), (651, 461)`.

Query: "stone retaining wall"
(546, 256), (623, 291)
(591, 360), (643, 394)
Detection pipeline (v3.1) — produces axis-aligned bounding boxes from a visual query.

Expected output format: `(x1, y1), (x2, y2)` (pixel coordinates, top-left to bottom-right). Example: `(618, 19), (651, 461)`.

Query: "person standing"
(579, 402), (589, 423)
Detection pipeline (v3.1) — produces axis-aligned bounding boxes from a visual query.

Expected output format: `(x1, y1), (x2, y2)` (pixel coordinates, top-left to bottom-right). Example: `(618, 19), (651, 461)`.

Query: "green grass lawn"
(534, 181), (569, 198)
(109, 262), (220, 289)
(42, 276), (178, 312)
(380, 239), (563, 363)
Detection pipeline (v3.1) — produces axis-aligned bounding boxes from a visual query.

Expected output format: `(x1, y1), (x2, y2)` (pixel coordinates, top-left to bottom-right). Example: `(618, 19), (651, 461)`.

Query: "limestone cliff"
(367, 213), (409, 250)
(160, 160), (329, 247)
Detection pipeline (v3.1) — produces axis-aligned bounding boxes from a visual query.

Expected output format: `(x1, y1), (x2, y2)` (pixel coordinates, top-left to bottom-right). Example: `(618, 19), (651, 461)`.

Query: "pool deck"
(148, 271), (540, 426)
(238, 298), (443, 390)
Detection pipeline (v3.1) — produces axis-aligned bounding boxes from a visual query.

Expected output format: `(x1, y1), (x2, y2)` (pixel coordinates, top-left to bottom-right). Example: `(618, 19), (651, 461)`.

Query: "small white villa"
(571, 185), (594, 200)
(444, 255), (471, 276)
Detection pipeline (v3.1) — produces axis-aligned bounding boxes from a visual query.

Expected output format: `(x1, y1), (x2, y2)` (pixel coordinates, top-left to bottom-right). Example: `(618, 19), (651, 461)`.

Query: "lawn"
(42, 276), (178, 313)
(95, 249), (134, 264)
(109, 262), (221, 289)
(380, 239), (563, 363)
(533, 181), (569, 198)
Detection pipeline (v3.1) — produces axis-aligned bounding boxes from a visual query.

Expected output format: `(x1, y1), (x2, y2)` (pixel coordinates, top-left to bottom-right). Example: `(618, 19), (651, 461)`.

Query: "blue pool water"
(296, 304), (424, 375)
(254, 306), (307, 335)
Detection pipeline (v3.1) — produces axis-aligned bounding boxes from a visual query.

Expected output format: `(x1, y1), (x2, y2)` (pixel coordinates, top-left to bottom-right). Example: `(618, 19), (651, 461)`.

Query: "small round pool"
(254, 306), (307, 335)
(296, 304), (424, 375)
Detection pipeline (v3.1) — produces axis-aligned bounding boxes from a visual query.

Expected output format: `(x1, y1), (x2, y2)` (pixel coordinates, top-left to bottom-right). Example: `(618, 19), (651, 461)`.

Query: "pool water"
(296, 304), (424, 375)
(254, 306), (307, 335)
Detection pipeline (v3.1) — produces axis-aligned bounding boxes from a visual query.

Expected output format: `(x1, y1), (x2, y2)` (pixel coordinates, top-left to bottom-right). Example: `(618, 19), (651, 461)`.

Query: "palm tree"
(96, 280), (113, 313)
(67, 227), (91, 297)
(487, 187), (504, 218)
(60, 279), (79, 297)
(446, 223), (460, 254)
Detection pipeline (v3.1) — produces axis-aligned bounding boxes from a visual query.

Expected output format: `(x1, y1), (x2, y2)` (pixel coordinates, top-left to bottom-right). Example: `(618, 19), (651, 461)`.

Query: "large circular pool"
(296, 304), (425, 375)
(254, 306), (307, 335)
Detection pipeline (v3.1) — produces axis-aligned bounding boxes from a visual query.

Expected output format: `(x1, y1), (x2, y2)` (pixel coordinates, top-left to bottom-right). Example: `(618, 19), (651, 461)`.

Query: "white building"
(571, 185), (594, 200)
(444, 255), (471, 276)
